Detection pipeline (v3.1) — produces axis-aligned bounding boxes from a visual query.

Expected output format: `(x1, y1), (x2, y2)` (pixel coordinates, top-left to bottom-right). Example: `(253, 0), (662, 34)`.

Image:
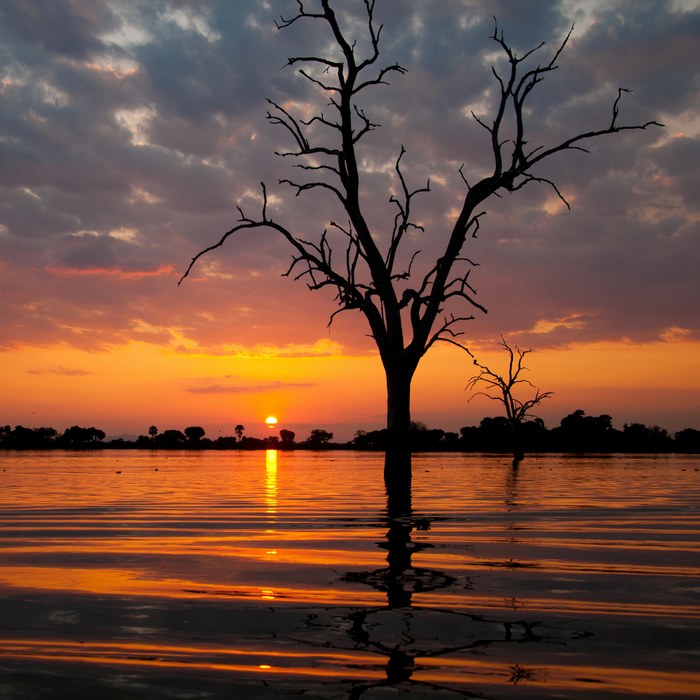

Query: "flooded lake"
(0, 450), (699, 698)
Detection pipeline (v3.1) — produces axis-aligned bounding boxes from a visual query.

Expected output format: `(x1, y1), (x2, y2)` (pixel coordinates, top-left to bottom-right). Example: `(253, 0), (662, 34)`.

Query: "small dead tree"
(467, 337), (553, 464)
(179, 1), (660, 494)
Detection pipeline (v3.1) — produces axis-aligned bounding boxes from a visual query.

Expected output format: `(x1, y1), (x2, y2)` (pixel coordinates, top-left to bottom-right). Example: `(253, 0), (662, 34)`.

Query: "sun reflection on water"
(0, 451), (698, 698)
(264, 449), (278, 518)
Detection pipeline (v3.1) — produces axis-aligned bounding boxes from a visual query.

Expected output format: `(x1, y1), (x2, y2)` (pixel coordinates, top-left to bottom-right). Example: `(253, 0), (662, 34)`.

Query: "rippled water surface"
(1, 450), (699, 698)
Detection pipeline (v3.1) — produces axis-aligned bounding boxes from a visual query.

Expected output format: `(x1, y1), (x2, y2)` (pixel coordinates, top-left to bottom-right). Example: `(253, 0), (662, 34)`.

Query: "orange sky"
(1, 2), (699, 441)
(2, 335), (698, 442)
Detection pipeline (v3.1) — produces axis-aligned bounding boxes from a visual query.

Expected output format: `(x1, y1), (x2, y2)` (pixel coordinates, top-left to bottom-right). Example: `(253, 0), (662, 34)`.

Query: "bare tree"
(179, 1), (660, 493)
(466, 337), (553, 464)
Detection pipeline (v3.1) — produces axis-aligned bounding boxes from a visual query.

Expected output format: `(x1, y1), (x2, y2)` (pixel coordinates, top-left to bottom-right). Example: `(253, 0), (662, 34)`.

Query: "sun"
(265, 415), (278, 428)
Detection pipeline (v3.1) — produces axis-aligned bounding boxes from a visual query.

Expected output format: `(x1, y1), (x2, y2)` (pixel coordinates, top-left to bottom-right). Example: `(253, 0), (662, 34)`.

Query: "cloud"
(0, 0), (117, 59)
(174, 338), (350, 359)
(185, 380), (315, 394)
(660, 326), (692, 342)
(523, 314), (590, 336)
(25, 366), (93, 376)
(46, 263), (175, 279)
(0, 0), (698, 359)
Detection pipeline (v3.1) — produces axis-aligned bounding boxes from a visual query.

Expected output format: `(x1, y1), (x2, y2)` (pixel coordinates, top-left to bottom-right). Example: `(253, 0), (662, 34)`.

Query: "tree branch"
(386, 146), (430, 276)
(180, 6), (659, 450)
(465, 336), (553, 425)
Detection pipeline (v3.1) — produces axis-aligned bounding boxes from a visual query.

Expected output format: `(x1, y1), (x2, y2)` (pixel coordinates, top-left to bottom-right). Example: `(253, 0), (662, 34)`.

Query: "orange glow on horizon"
(1, 335), (698, 439)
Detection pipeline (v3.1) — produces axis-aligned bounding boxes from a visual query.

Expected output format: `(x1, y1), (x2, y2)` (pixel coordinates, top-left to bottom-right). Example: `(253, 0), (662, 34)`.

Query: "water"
(0, 450), (699, 698)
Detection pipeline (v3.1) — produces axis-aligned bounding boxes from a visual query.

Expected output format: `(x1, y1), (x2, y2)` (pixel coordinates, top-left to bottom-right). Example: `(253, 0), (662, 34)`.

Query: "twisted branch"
(466, 336), (553, 425)
(180, 5), (661, 417)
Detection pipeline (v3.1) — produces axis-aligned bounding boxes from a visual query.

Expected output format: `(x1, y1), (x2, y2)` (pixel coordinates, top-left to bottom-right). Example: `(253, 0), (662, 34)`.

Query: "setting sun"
(265, 416), (278, 428)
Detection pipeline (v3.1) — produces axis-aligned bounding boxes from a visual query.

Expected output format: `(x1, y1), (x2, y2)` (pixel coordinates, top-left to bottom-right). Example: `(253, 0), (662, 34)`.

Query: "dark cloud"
(0, 0), (116, 59)
(0, 0), (698, 355)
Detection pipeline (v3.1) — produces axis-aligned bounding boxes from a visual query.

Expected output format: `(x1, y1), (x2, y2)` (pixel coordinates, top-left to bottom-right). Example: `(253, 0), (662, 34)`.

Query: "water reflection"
(263, 449), (278, 600)
(505, 462), (520, 512)
(328, 471), (591, 696)
(264, 449), (278, 518)
(337, 491), (464, 694)
(1, 451), (699, 698)
(343, 492), (457, 608)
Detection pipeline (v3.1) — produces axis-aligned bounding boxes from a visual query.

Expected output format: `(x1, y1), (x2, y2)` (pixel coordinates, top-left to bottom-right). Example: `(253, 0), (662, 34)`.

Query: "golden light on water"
(265, 449), (278, 517)
(0, 451), (698, 697)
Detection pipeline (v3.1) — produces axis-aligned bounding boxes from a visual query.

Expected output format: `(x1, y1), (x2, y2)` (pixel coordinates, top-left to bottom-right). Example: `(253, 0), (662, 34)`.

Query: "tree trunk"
(511, 421), (524, 468)
(384, 362), (416, 499)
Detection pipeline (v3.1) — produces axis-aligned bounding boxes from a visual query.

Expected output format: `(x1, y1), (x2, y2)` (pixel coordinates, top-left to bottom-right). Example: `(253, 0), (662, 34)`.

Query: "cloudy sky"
(1, 0), (699, 440)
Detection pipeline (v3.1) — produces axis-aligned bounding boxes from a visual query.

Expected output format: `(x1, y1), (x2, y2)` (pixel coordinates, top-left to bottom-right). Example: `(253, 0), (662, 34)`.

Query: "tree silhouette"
(466, 337), (552, 464)
(0, 425), (57, 449)
(156, 429), (187, 449)
(179, 2), (660, 493)
(234, 424), (245, 442)
(279, 429), (296, 448)
(675, 428), (700, 453)
(305, 429), (334, 448)
(622, 422), (672, 452)
(148, 425), (158, 440)
(552, 409), (616, 452)
(184, 426), (206, 444)
(60, 426), (105, 448)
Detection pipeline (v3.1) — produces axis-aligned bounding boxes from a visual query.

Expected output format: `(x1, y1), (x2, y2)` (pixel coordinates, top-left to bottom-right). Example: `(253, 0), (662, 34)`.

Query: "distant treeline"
(2, 411), (699, 453)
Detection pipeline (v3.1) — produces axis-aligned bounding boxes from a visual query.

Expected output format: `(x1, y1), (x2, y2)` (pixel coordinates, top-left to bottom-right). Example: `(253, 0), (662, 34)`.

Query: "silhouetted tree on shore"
(1, 415), (698, 453)
(460, 416), (548, 454)
(550, 409), (616, 452)
(466, 337), (552, 465)
(675, 428), (700, 453)
(184, 426), (206, 444)
(179, 2), (660, 495)
(303, 429), (334, 449)
(60, 426), (105, 448)
(155, 429), (187, 449)
(352, 422), (455, 452)
(279, 429), (296, 448)
(0, 425), (57, 449)
(621, 423), (673, 452)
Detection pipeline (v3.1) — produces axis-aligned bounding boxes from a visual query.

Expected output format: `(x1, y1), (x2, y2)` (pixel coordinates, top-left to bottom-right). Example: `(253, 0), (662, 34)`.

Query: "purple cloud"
(0, 0), (697, 356)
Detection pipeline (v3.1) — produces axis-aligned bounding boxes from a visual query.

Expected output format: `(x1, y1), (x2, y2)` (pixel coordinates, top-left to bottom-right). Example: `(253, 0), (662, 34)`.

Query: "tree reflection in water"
(343, 488), (459, 610)
(288, 475), (591, 697)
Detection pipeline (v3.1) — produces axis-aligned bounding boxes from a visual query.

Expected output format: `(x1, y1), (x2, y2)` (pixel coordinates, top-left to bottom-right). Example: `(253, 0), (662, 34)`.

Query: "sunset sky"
(1, 0), (699, 442)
